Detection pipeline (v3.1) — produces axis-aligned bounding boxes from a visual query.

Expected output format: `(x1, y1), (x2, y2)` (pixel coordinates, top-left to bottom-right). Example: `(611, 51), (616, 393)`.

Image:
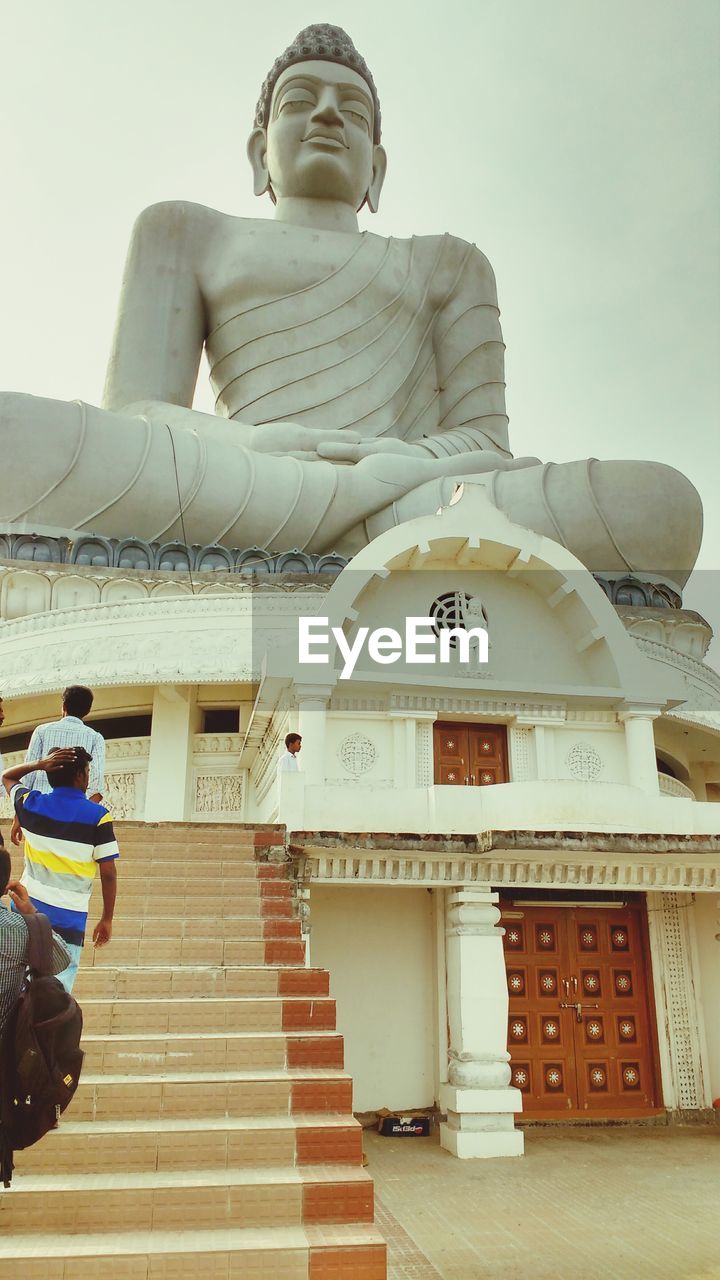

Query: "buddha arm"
(417, 245), (511, 460)
(103, 201), (208, 415)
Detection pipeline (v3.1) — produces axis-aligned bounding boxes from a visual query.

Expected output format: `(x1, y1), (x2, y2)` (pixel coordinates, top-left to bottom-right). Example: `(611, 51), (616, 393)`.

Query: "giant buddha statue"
(0, 25), (702, 593)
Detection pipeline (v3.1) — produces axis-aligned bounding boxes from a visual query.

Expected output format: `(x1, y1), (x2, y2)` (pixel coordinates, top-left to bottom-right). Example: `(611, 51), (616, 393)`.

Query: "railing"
(658, 773), (695, 800)
(0, 735), (247, 823)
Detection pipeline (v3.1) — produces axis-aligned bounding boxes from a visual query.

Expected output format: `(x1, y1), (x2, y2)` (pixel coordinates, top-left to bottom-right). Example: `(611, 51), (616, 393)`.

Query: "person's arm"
(23, 726), (43, 792)
(93, 859), (117, 947)
(88, 732), (106, 802)
(2, 748), (77, 796)
(7, 881), (72, 974)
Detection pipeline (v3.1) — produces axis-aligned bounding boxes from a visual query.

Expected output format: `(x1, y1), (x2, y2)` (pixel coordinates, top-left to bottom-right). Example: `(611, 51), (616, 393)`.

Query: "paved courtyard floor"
(366, 1124), (720, 1280)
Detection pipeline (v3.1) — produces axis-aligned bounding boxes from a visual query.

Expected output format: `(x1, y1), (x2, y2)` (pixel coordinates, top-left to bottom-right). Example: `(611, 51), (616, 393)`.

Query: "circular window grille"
(338, 733), (378, 776)
(566, 742), (603, 781)
(430, 591), (488, 648)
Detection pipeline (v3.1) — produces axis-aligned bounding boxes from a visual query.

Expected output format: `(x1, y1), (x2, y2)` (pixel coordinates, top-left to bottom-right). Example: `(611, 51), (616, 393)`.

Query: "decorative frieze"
(194, 773), (244, 815)
(294, 849), (720, 892)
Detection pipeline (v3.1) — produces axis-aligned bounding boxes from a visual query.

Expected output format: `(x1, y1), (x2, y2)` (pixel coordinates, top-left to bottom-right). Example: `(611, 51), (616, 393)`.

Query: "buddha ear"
(247, 128), (270, 198)
(365, 144), (388, 214)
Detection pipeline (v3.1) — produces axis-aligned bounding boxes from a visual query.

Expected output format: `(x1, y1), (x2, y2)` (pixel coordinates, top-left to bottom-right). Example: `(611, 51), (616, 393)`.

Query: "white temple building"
(2, 483), (718, 1158)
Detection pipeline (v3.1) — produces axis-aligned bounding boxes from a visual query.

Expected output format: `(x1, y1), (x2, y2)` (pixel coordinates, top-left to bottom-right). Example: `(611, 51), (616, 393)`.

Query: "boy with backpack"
(0, 834), (86, 1185)
(0, 839), (71, 1036)
(2, 745), (119, 992)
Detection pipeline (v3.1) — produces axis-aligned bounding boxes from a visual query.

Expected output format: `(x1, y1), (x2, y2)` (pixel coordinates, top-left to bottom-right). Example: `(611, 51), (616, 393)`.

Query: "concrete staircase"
(0, 823), (387, 1280)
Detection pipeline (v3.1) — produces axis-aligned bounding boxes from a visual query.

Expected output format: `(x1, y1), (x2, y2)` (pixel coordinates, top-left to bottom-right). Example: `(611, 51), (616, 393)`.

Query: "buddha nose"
(311, 93), (344, 127)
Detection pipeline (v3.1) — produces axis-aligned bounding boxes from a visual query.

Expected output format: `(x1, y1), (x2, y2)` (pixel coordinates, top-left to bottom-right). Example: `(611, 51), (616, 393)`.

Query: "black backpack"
(0, 913), (84, 1187)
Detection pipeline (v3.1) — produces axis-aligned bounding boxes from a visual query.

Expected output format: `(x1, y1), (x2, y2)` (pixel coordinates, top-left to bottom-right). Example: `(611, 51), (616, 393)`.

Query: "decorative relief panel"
(509, 726), (532, 782)
(194, 774), (244, 815)
(104, 772), (139, 820)
(566, 741), (603, 781)
(647, 893), (709, 1110)
(416, 720), (433, 787)
(337, 733), (378, 776)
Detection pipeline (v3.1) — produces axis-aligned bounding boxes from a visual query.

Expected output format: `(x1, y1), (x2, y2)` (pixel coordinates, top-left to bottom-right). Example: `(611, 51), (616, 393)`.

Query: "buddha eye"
(342, 100), (371, 132)
(276, 88), (316, 115)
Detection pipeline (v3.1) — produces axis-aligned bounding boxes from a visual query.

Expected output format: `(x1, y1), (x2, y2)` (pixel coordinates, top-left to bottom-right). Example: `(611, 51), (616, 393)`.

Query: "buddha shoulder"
(127, 201), (247, 263)
(413, 233), (499, 305)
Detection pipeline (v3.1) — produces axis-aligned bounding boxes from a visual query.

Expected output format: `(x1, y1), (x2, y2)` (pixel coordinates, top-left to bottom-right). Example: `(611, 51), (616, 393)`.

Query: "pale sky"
(2, 0), (718, 638)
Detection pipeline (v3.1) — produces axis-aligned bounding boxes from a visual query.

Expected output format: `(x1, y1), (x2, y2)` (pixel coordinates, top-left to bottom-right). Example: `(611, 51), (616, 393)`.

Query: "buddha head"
(248, 24), (387, 213)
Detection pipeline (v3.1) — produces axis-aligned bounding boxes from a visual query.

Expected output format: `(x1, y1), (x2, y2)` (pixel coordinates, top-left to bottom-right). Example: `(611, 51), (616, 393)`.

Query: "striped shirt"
(12, 784), (120, 946)
(0, 905), (71, 1034)
(24, 717), (106, 796)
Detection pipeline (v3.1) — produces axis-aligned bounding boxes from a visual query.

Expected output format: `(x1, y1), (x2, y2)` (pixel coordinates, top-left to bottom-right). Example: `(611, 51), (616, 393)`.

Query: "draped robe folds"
(0, 216), (702, 588)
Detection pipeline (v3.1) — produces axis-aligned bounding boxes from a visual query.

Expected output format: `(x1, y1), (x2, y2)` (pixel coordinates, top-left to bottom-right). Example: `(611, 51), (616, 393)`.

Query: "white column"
(619, 703), (661, 794)
(439, 885), (524, 1158)
(144, 684), (198, 821)
(295, 684), (332, 785)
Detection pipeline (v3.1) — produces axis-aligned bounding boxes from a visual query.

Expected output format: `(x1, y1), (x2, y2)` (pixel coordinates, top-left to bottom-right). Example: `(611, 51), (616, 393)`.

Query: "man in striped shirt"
(2, 746), (119, 993)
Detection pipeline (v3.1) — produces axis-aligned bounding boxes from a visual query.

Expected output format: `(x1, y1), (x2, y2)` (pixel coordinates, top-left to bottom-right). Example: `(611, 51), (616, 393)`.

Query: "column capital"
(294, 683), (334, 704)
(617, 701), (663, 722)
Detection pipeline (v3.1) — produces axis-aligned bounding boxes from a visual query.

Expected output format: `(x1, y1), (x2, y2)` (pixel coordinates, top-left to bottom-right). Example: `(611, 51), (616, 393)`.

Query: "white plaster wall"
(310, 885), (436, 1112)
(693, 895), (720, 1103)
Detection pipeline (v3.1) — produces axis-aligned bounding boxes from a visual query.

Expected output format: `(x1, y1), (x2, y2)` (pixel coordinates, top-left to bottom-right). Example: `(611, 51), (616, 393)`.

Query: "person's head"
(248, 24), (386, 213)
(285, 732), (302, 755)
(46, 745), (92, 791)
(0, 694), (4, 728)
(0, 844), (10, 897)
(62, 685), (94, 720)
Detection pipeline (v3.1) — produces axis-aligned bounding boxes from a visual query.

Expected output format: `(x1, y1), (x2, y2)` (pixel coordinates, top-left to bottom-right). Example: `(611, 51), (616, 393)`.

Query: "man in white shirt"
(23, 686), (106, 800)
(277, 733), (302, 776)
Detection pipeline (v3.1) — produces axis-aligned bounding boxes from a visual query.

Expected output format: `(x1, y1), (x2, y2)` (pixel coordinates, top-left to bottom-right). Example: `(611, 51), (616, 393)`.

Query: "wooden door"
(468, 726), (508, 786)
(434, 723), (508, 785)
(433, 725), (470, 785)
(502, 904), (660, 1118)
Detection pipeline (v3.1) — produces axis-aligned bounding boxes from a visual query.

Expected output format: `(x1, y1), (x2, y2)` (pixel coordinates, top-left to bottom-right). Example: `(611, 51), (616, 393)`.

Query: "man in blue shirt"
(2, 747), (119, 993)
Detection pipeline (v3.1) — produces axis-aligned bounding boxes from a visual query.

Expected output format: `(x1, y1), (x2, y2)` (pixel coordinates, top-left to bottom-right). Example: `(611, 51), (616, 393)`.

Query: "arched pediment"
(319, 486), (682, 704)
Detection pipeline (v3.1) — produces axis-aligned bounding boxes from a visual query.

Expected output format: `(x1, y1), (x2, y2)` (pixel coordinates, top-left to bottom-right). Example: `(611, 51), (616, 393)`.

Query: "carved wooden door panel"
(570, 906), (659, 1114)
(433, 724), (509, 785)
(502, 904), (660, 1119)
(468, 726), (508, 786)
(503, 908), (578, 1115)
(433, 724), (470, 785)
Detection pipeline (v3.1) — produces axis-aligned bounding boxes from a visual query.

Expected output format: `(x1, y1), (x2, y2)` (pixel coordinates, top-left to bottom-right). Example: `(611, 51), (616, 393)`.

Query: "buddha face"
(248, 60), (387, 211)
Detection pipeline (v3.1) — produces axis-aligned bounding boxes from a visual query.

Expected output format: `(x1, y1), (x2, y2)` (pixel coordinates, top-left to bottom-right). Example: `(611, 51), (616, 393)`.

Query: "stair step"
(88, 938), (306, 967)
(0, 1223), (387, 1279)
(93, 884), (294, 909)
(107, 918), (302, 942)
(81, 995), (336, 1035)
(1, 1165), (375, 1233)
(15, 1115), (363, 1174)
(74, 1069), (354, 1121)
(82, 1030), (344, 1073)
(75, 965), (330, 1000)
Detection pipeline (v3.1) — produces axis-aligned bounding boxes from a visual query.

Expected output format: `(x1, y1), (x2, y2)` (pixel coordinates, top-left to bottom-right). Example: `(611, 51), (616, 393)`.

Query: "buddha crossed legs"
(0, 25), (702, 591)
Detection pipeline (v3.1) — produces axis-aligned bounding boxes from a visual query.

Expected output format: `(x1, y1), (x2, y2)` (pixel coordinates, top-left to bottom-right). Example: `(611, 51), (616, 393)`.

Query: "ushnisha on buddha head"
(247, 24), (387, 214)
